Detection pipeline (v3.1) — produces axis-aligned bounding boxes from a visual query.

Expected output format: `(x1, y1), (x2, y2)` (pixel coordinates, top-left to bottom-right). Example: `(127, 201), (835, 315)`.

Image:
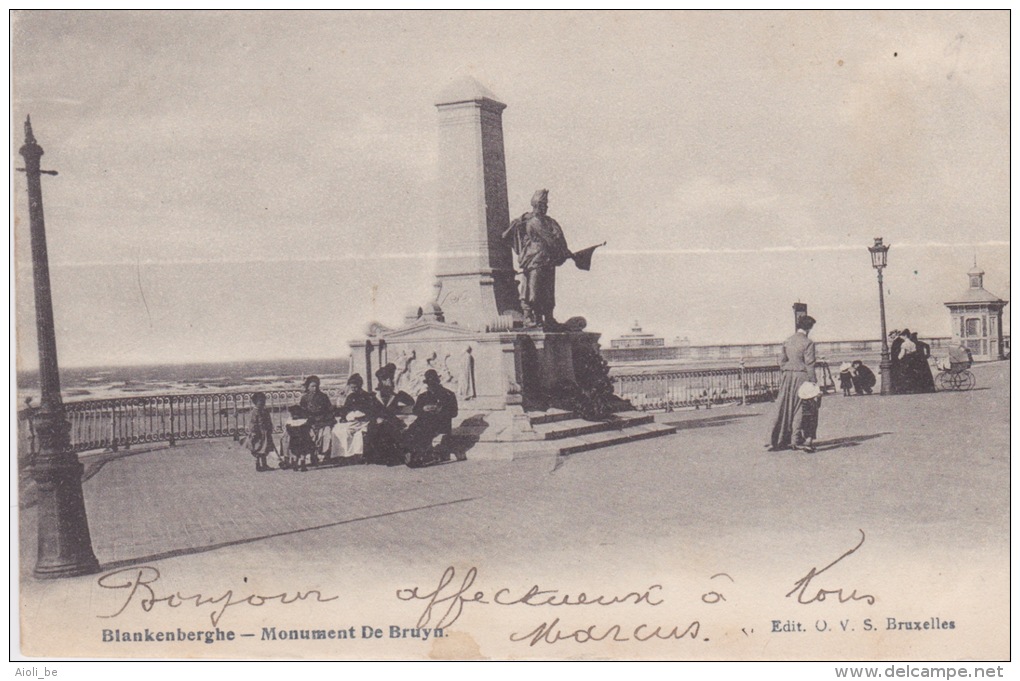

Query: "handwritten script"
(509, 618), (702, 647)
(786, 529), (876, 605)
(97, 566), (339, 626)
(395, 566), (664, 629)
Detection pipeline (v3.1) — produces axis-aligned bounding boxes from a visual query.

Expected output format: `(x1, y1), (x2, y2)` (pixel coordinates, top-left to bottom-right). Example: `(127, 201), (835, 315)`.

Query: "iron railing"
(18, 388), (347, 458)
(16, 363), (836, 456)
(613, 362), (834, 411)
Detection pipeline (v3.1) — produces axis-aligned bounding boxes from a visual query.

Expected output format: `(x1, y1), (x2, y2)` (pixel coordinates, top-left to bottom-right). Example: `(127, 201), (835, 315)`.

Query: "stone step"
(555, 422), (677, 456)
(532, 411), (655, 440)
(526, 408), (577, 425)
(461, 421), (676, 461)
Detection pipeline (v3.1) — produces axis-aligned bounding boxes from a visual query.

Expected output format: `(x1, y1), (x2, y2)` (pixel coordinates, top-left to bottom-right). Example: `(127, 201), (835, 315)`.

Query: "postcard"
(12, 10), (1010, 662)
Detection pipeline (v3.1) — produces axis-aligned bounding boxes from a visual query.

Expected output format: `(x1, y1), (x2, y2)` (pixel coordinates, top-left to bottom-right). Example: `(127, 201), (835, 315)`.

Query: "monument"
(348, 78), (675, 455)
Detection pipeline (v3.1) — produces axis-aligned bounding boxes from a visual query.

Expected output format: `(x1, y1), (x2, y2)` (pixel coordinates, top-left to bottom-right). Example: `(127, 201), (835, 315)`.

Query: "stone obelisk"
(432, 77), (520, 331)
(350, 78), (596, 412)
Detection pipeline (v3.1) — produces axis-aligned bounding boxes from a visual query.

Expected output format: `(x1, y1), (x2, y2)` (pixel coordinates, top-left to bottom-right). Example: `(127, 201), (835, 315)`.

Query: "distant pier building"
(944, 264), (1009, 361)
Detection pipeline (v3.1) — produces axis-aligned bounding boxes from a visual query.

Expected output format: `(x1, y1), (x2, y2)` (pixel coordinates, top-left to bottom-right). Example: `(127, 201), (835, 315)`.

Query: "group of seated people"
(267, 365), (458, 472)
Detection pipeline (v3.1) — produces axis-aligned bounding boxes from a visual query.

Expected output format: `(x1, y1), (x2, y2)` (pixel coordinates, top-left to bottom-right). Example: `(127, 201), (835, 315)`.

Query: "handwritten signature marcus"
(96, 566), (339, 626)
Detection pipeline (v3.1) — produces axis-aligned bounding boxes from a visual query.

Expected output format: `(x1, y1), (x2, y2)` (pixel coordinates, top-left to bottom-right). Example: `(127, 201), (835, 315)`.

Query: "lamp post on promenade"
(19, 116), (100, 578)
(868, 237), (893, 395)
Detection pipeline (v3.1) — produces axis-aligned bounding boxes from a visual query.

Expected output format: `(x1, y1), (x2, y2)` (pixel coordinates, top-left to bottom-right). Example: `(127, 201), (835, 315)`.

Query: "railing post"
(168, 396), (176, 447)
(739, 359), (747, 405)
(109, 404), (118, 452)
(232, 395), (240, 441)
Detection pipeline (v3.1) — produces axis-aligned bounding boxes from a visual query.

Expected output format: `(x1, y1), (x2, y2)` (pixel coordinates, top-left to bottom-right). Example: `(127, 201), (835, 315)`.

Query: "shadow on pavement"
(82, 446), (172, 483)
(664, 413), (758, 430)
(813, 432), (892, 452)
(99, 496), (479, 572)
(449, 413), (489, 462)
(19, 445), (171, 510)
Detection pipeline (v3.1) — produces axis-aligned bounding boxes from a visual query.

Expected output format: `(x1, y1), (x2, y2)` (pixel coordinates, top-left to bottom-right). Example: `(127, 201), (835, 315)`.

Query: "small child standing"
(795, 381), (822, 453)
(838, 363), (854, 397)
(284, 405), (315, 473)
(246, 392), (277, 472)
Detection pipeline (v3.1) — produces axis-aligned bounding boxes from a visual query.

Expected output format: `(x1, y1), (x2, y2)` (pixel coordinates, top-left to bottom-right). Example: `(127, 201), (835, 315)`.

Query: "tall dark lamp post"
(868, 237), (892, 395)
(19, 116), (100, 578)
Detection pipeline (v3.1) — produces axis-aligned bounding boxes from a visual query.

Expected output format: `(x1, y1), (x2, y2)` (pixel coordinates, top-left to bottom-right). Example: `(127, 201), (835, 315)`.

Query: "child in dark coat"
(794, 381), (822, 452)
(285, 405), (315, 472)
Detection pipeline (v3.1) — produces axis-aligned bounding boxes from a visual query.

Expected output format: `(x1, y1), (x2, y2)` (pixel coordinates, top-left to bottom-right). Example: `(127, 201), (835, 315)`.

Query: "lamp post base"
(879, 357), (893, 395)
(31, 460), (101, 579)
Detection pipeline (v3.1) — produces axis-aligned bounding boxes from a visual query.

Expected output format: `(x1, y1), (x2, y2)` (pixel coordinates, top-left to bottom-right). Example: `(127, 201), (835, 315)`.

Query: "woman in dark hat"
(369, 363), (414, 466)
(889, 329), (912, 394)
(299, 375), (335, 463)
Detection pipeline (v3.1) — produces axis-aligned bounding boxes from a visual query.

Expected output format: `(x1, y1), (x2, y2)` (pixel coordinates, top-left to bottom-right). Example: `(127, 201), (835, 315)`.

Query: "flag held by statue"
(570, 241), (606, 271)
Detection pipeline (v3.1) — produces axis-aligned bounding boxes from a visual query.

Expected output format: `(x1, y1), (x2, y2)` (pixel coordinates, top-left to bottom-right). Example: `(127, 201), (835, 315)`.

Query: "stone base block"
(349, 321), (602, 410)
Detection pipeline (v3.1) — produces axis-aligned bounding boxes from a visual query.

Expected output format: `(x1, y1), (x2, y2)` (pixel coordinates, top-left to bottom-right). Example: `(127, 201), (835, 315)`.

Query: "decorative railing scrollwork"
(19, 388), (347, 457)
(613, 362), (832, 411)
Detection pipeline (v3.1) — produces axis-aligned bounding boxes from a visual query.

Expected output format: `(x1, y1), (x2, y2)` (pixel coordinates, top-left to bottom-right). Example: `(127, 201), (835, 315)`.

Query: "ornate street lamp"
(19, 116), (100, 578)
(868, 237), (892, 395)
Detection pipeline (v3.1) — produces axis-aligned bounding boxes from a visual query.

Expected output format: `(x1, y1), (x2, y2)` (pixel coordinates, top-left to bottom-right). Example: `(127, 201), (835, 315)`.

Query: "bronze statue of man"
(503, 189), (572, 329)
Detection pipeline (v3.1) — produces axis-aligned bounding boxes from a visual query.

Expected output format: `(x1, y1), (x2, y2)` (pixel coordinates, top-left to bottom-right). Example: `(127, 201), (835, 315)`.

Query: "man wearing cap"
(371, 363), (415, 466)
(850, 360), (877, 395)
(403, 369), (458, 466)
(504, 189), (573, 329)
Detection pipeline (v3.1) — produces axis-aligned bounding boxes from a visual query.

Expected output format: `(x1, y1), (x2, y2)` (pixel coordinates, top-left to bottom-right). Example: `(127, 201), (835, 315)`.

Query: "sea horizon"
(15, 356), (353, 405)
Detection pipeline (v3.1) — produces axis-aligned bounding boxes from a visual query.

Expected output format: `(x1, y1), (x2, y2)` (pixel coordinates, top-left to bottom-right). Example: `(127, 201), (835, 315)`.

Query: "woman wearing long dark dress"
(767, 315), (820, 452)
(894, 330), (918, 393)
(889, 330), (905, 394)
(910, 332), (937, 393)
(368, 363), (415, 466)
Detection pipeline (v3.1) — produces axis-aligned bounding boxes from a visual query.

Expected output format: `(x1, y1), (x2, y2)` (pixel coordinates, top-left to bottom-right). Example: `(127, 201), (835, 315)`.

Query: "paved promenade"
(17, 361), (1010, 660)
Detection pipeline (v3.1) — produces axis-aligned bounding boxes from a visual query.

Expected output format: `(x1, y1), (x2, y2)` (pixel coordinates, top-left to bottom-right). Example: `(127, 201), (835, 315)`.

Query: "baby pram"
(934, 356), (976, 391)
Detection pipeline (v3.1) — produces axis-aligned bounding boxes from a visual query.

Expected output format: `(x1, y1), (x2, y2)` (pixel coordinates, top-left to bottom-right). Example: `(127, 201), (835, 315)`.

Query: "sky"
(11, 10), (1011, 368)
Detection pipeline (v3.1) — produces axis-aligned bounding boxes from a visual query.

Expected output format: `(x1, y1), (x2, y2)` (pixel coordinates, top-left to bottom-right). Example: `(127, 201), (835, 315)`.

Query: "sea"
(15, 358), (351, 408)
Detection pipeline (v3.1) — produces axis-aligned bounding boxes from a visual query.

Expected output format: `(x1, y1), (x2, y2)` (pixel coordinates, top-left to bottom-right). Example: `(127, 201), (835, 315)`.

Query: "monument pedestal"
(349, 322), (602, 415)
(349, 322), (671, 459)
